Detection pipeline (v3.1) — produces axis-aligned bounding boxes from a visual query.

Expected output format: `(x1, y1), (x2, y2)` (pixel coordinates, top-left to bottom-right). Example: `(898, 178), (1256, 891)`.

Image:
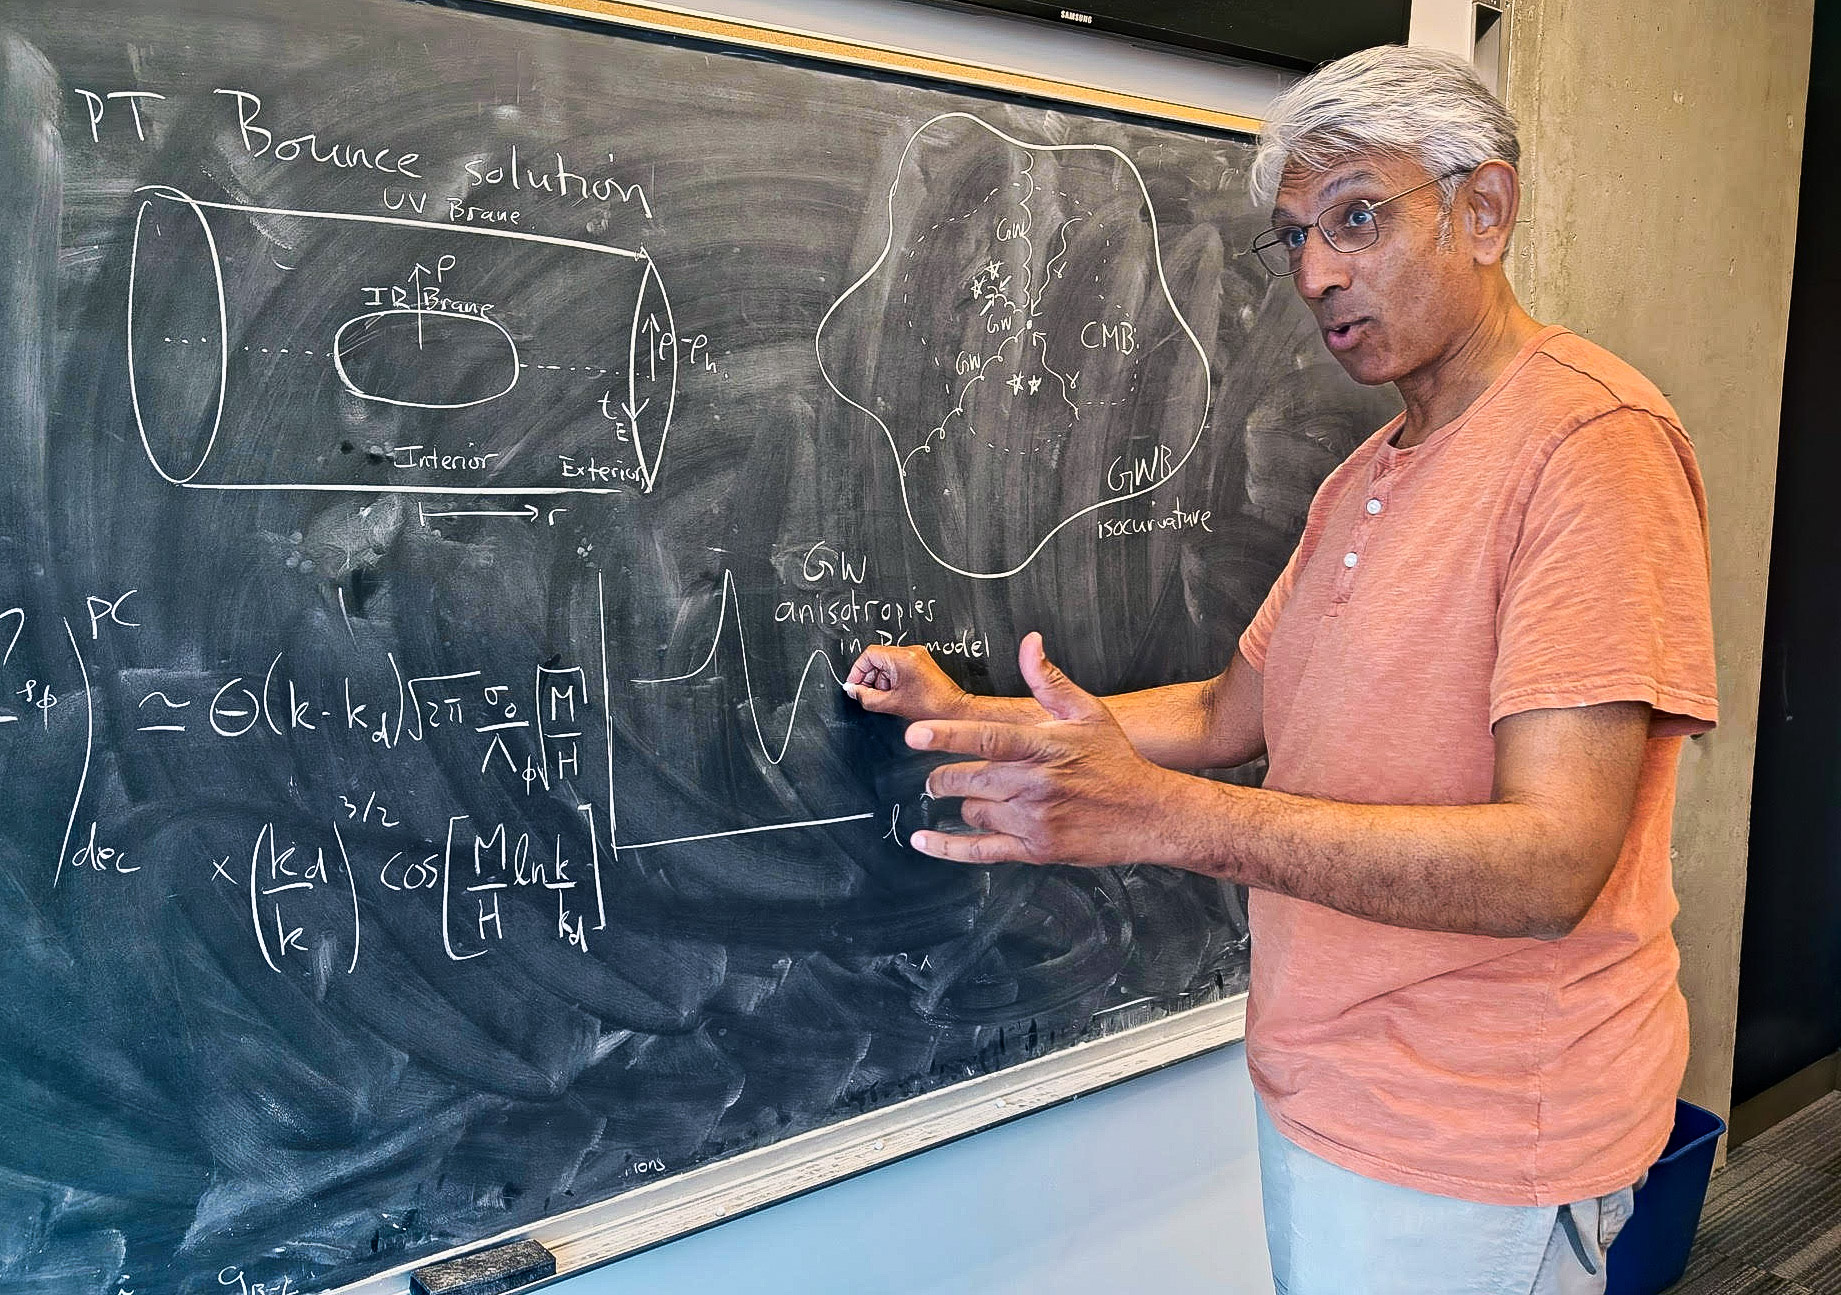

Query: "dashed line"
(214, 344), (608, 381)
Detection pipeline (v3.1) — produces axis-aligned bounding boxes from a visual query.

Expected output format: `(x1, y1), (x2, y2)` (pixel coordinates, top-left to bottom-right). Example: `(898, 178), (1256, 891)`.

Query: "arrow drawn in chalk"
(417, 503), (540, 524)
(626, 249), (678, 495)
(409, 263), (432, 348)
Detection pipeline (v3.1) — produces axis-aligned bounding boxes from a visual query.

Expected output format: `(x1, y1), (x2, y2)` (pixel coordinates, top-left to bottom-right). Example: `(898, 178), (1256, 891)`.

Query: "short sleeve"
(1490, 408), (1718, 736)
(1239, 539), (1304, 673)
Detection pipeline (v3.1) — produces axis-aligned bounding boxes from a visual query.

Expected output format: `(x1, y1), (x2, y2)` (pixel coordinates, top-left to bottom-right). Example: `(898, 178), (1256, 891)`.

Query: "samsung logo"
(1059, 10), (1094, 23)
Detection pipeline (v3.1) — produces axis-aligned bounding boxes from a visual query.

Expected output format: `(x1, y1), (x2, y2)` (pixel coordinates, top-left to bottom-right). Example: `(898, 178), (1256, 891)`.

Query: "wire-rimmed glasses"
(1245, 167), (1478, 278)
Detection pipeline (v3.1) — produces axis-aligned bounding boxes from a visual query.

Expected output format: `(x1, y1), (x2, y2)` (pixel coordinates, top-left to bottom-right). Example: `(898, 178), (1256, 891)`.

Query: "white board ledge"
(336, 993), (1247, 1293)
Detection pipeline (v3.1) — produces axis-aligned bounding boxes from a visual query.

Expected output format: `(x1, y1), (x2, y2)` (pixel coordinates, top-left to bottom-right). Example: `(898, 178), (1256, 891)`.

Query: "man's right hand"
(845, 645), (968, 720)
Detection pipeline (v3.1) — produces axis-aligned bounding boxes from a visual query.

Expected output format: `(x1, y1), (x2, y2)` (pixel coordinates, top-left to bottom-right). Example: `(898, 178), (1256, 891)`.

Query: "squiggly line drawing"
(816, 112), (1213, 581)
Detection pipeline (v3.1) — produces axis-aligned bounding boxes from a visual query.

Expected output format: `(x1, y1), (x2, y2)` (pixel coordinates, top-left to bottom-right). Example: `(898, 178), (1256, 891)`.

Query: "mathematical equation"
(0, 589), (623, 975)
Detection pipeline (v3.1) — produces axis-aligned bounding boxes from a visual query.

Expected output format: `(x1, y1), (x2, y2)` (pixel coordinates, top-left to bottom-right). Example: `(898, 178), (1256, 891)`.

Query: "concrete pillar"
(1504, 0), (1813, 1122)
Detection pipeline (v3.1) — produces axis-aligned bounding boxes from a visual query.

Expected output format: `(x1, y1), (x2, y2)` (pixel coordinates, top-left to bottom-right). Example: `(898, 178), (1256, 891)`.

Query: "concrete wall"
(561, 1044), (1272, 1295)
(1505, 0), (1813, 1120)
(1409, 0), (1484, 59)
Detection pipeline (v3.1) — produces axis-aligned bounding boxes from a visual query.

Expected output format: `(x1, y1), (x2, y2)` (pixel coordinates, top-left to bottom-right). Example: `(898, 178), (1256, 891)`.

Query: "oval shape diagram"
(127, 189), (229, 485)
(332, 308), (521, 410)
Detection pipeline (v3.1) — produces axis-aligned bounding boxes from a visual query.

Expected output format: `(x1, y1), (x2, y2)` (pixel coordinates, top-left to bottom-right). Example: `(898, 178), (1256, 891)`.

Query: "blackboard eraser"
(409, 1239), (556, 1295)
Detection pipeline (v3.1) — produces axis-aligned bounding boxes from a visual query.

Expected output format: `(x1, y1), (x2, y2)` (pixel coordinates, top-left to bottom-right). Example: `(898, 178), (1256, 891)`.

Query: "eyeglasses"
(1245, 167), (1478, 278)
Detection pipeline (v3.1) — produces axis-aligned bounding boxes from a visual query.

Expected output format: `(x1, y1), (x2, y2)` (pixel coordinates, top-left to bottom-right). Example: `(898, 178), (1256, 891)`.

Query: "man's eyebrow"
(1270, 169), (1385, 223)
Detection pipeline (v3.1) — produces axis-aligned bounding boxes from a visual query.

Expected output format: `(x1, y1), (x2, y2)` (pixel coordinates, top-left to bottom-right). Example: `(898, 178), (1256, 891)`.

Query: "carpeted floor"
(1666, 1091), (1841, 1294)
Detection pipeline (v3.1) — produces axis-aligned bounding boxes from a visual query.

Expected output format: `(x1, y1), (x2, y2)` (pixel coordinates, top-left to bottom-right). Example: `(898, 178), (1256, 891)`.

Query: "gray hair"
(1249, 45), (1520, 209)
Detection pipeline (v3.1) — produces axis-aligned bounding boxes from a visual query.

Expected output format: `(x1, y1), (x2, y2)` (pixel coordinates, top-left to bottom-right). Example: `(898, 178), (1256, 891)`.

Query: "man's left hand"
(905, 632), (1174, 866)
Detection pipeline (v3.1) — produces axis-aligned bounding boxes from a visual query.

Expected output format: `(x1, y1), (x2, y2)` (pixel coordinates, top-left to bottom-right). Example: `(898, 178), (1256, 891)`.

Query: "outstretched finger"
(906, 719), (1048, 763)
(909, 828), (1036, 865)
(957, 796), (1030, 837)
(925, 760), (1035, 801)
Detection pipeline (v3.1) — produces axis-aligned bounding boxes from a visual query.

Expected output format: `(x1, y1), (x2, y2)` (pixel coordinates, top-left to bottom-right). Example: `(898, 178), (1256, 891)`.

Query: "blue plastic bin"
(1604, 1099), (1727, 1295)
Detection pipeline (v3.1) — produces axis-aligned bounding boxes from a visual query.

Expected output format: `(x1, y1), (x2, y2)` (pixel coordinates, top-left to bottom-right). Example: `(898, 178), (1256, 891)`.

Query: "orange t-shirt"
(1237, 325), (1718, 1206)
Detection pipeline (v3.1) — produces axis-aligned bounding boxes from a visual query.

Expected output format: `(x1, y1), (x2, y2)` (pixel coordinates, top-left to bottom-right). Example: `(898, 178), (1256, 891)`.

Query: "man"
(847, 45), (1717, 1295)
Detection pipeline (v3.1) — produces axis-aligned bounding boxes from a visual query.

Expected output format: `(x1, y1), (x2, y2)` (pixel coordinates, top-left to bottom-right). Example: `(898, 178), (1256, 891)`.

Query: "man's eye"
(1339, 205), (1377, 231)
(1278, 227), (1307, 249)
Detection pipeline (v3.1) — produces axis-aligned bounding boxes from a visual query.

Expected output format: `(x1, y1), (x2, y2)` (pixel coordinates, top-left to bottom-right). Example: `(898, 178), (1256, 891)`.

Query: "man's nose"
(1293, 228), (1352, 299)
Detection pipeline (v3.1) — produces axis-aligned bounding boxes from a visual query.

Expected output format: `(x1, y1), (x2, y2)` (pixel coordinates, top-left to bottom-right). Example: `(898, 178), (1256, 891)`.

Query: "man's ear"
(1463, 159), (1521, 266)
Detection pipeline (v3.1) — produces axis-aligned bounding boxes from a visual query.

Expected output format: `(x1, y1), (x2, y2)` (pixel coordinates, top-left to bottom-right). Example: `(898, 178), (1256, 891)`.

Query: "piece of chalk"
(410, 1239), (556, 1295)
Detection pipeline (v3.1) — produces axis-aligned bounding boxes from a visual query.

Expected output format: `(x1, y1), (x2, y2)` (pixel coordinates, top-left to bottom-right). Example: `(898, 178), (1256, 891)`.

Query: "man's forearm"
(1106, 680), (1242, 770)
(953, 679), (1246, 772)
(1153, 776), (1601, 940)
(905, 658), (1641, 939)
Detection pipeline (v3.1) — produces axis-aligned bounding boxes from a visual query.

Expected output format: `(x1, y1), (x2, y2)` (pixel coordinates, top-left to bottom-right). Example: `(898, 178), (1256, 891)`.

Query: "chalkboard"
(0, 3), (1396, 1291)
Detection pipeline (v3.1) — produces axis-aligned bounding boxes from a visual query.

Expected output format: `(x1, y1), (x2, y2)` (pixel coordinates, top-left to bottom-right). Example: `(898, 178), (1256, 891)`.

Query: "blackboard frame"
(273, 1), (1261, 1288)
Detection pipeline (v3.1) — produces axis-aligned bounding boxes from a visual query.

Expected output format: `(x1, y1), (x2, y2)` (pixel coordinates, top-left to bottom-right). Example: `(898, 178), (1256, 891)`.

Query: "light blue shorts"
(1256, 1097), (1636, 1295)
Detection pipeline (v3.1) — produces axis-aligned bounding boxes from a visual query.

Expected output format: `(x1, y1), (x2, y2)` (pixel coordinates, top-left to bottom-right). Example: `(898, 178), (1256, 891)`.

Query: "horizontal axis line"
(617, 813), (876, 854)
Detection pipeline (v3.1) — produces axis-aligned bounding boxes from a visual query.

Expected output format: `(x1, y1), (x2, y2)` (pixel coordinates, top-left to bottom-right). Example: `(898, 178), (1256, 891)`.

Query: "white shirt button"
(1366, 498), (1384, 515)
(1343, 551), (1359, 568)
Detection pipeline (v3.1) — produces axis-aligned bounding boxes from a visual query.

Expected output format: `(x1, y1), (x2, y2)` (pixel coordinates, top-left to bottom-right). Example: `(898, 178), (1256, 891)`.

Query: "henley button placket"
(1330, 454), (1402, 610)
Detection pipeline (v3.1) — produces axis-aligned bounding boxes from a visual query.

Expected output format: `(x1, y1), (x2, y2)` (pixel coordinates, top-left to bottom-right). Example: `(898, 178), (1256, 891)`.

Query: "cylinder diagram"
(124, 184), (678, 496)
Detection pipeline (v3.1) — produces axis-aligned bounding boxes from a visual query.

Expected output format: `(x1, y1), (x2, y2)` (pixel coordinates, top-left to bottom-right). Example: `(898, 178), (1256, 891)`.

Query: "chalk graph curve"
(815, 112), (1215, 581)
(632, 569), (851, 768)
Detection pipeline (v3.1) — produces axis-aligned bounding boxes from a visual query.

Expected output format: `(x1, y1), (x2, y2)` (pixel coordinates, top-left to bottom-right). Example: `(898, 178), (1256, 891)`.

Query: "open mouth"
(1324, 318), (1369, 351)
